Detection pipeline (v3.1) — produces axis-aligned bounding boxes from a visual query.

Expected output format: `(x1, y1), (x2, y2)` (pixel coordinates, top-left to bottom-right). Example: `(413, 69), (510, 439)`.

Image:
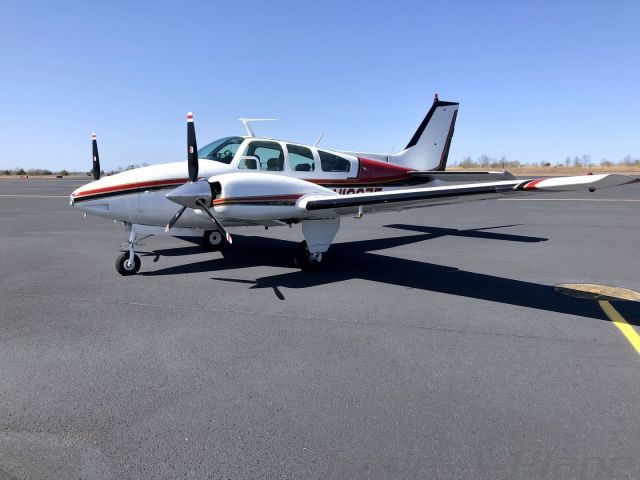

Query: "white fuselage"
(70, 137), (432, 228)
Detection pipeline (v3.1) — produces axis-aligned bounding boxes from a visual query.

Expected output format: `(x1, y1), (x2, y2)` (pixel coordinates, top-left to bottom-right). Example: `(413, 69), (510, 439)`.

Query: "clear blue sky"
(1, 0), (639, 171)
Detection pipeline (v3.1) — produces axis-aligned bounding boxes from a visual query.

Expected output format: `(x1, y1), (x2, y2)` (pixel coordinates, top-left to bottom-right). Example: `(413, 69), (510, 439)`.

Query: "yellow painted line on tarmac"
(598, 300), (640, 355)
(499, 198), (640, 202)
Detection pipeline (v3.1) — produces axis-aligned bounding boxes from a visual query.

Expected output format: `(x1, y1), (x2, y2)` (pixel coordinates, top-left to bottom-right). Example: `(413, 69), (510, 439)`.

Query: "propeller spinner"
(164, 113), (232, 244)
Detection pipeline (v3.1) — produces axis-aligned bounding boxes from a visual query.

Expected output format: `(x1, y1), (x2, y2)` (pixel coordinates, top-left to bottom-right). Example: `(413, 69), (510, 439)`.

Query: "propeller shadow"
(137, 224), (640, 324)
(385, 223), (548, 243)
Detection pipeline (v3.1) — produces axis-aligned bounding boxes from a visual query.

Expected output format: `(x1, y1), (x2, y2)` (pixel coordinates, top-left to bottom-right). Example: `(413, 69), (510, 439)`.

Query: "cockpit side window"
(287, 144), (315, 172)
(243, 141), (284, 171)
(198, 136), (244, 164)
(318, 150), (351, 172)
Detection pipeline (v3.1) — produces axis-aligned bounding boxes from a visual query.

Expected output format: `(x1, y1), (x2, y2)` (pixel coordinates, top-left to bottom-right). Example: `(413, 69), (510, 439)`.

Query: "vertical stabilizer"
(392, 95), (459, 171)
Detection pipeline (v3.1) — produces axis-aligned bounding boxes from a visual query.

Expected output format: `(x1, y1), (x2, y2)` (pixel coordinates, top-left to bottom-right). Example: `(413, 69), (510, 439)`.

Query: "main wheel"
(294, 241), (323, 270)
(115, 253), (141, 276)
(202, 230), (226, 251)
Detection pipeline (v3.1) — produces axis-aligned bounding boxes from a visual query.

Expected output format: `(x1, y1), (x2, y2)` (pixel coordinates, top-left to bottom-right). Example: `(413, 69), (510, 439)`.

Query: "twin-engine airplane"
(71, 95), (636, 275)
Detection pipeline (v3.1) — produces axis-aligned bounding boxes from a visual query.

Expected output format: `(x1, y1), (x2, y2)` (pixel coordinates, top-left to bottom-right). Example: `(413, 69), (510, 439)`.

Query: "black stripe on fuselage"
(72, 184), (178, 203)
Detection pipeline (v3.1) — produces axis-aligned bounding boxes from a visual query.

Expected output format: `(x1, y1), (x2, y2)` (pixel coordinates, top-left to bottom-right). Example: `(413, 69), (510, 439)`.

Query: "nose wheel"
(115, 228), (146, 276)
(115, 252), (141, 275)
(294, 241), (323, 270)
(202, 230), (227, 251)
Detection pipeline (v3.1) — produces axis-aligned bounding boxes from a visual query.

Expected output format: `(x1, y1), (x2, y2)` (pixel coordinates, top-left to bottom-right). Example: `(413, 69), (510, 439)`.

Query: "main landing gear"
(294, 240), (323, 270)
(294, 218), (341, 270)
(202, 230), (227, 252)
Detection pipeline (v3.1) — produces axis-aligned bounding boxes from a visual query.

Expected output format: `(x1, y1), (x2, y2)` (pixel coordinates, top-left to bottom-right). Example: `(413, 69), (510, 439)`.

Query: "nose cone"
(166, 179), (213, 208)
(70, 180), (96, 207)
(68, 178), (112, 217)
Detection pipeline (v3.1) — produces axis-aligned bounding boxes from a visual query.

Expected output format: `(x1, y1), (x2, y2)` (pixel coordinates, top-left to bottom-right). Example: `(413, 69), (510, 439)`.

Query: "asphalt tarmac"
(1, 178), (639, 479)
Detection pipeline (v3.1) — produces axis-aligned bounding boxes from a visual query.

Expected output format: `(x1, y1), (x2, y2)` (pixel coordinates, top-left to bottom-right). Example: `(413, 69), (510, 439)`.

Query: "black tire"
(294, 241), (322, 270)
(115, 253), (141, 276)
(202, 230), (227, 251)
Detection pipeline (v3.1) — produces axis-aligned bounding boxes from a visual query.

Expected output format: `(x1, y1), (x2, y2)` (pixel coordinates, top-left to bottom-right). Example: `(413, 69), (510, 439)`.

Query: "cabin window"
(243, 141), (284, 171)
(287, 144), (315, 172)
(319, 150), (351, 172)
(238, 156), (258, 169)
(198, 136), (244, 164)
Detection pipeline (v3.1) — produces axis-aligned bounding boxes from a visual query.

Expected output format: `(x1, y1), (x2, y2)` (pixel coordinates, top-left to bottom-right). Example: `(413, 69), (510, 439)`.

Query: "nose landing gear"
(115, 252), (141, 275)
(115, 227), (148, 276)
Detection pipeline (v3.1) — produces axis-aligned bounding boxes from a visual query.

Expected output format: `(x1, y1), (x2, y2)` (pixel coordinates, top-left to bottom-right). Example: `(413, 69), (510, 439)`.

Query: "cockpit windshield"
(197, 136), (244, 164)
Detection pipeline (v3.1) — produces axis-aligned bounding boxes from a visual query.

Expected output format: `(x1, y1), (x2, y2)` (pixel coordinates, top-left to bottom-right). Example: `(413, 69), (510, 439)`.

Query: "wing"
(408, 170), (516, 182)
(299, 174), (636, 215)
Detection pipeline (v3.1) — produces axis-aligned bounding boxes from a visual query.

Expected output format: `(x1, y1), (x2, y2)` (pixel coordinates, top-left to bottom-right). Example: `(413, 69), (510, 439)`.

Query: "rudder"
(392, 95), (459, 171)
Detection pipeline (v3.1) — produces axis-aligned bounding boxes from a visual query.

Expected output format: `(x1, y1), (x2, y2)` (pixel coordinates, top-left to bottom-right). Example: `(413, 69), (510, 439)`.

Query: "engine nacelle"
(209, 172), (333, 220)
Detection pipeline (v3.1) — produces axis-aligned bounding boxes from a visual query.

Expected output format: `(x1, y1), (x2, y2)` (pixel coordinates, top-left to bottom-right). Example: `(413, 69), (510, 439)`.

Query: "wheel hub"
(309, 252), (322, 264)
(209, 231), (222, 245)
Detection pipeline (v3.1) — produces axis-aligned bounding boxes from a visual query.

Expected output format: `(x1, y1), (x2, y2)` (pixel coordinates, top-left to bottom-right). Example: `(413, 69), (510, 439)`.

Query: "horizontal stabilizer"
(512, 174), (636, 191)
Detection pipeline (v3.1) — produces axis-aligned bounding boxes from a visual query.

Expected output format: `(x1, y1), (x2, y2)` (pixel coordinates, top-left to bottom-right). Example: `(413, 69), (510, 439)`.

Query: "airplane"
(70, 95), (637, 275)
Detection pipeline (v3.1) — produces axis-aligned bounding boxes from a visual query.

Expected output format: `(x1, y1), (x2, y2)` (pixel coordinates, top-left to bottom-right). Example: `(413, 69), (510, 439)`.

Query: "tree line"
(2, 163), (150, 176)
(452, 154), (640, 169)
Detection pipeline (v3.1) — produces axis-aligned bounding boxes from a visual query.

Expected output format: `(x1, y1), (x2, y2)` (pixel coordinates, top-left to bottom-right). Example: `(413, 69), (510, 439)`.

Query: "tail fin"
(392, 94), (459, 171)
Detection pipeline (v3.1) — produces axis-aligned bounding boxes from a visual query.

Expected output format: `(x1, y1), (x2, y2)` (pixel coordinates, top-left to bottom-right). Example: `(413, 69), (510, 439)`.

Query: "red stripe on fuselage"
(358, 157), (414, 181)
(73, 177), (189, 198)
(72, 159), (417, 201)
(212, 194), (303, 206)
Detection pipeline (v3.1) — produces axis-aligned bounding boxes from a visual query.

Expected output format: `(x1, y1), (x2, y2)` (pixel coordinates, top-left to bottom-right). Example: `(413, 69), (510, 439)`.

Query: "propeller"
(165, 205), (187, 231)
(92, 133), (100, 180)
(187, 112), (198, 182)
(164, 112), (232, 244)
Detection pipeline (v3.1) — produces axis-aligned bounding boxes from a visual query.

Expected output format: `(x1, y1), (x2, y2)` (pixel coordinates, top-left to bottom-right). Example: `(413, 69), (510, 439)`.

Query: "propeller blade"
(195, 199), (232, 244)
(91, 132), (100, 180)
(165, 205), (187, 232)
(187, 112), (198, 182)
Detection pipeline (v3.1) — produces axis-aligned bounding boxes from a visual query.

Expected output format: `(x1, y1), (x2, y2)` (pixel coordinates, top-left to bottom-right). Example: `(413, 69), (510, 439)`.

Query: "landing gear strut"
(115, 252), (141, 275)
(294, 240), (323, 270)
(115, 228), (147, 276)
(202, 230), (227, 252)
(113, 224), (207, 276)
(294, 218), (340, 270)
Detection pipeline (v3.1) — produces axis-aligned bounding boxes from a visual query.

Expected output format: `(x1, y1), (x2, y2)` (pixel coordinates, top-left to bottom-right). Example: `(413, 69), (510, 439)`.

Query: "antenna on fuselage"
(238, 118), (278, 137)
(313, 132), (324, 147)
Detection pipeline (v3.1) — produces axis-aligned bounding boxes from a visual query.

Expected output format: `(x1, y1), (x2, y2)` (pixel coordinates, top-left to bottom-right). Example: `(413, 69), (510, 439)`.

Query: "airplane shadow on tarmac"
(141, 224), (639, 325)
